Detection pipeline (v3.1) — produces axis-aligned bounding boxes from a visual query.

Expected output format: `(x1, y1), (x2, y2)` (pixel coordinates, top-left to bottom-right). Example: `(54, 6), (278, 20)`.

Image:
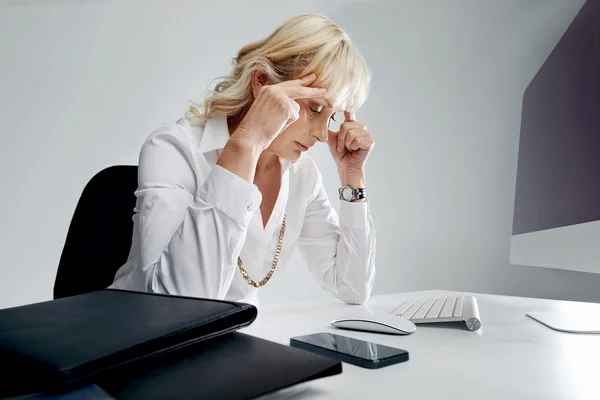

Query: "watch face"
(341, 187), (353, 201)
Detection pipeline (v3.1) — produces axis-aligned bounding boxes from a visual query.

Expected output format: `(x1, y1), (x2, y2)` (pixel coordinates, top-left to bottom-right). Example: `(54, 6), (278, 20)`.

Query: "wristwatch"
(339, 186), (366, 202)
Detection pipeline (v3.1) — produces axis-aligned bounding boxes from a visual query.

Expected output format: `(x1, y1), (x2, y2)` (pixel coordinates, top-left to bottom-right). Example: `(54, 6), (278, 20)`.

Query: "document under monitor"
(510, 0), (600, 274)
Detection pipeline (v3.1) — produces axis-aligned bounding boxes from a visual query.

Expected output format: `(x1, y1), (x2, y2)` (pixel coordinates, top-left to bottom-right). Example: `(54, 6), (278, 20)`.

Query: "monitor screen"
(510, 0), (600, 273)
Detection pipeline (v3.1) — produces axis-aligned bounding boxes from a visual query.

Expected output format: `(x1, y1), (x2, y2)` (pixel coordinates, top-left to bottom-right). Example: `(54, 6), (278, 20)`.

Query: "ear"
(251, 68), (269, 98)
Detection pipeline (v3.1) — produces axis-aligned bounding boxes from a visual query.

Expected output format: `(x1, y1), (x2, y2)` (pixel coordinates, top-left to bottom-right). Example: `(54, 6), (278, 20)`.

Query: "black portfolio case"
(0, 290), (341, 399)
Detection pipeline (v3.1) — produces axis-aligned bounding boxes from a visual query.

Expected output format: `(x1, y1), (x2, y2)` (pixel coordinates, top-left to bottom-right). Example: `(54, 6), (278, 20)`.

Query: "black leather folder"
(0, 289), (257, 395)
(0, 289), (342, 399)
(98, 332), (342, 400)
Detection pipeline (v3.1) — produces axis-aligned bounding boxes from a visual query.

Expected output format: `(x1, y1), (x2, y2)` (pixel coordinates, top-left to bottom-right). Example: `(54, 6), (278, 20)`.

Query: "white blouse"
(109, 114), (376, 306)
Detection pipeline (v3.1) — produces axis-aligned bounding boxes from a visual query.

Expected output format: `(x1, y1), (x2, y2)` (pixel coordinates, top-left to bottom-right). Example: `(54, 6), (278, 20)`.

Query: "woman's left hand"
(327, 111), (374, 186)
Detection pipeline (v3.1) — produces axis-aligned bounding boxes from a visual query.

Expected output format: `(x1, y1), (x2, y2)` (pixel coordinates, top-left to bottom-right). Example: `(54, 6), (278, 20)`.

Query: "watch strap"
(353, 188), (366, 200)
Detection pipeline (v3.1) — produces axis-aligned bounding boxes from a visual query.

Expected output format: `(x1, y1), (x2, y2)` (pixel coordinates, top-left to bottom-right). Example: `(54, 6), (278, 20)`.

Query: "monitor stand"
(527, 312), (600, 334)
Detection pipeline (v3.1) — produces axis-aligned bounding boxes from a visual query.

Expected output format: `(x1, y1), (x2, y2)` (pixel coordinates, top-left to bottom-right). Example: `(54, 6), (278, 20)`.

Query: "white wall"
(0, 0), (596, 310)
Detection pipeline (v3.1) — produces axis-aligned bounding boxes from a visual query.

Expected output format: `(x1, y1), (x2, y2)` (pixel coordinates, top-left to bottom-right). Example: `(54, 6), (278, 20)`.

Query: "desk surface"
(242, 290), (600, 400)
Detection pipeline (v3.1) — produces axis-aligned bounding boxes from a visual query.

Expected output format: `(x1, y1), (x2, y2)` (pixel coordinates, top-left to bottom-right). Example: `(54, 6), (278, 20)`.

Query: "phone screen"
(290, 333), (408, 369)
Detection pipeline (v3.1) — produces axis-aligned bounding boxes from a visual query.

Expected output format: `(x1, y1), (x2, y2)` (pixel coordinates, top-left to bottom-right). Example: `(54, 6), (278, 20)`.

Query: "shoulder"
(137, 118), (206, 192)
(141, 117), (204, 153)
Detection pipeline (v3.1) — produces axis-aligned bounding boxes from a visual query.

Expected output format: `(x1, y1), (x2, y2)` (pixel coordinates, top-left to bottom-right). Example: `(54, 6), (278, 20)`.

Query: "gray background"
(0, 0), (597, 310)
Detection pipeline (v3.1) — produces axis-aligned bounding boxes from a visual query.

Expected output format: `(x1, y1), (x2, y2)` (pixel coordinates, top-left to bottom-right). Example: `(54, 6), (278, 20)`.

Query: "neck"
(256, 149), (280, 176)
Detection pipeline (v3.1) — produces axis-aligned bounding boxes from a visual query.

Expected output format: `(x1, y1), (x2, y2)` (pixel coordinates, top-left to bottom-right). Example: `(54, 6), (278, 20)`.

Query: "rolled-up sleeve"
(115, 125), (261, 300)
(298, 168), (376, 305)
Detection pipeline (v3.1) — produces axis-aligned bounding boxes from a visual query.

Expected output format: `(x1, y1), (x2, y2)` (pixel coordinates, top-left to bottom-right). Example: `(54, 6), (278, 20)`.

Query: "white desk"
(242, 290), (600, 400)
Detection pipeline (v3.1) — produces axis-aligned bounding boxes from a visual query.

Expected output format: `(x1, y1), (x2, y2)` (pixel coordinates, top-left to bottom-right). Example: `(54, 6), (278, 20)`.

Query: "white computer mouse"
(330, 311), (416, 335)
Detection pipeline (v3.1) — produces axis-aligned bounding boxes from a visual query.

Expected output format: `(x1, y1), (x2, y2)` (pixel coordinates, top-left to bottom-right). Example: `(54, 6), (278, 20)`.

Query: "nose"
(311, 124), (328, 143)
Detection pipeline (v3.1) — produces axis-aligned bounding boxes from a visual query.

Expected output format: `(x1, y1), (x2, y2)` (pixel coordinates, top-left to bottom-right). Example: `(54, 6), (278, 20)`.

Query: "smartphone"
(290, 332), (409, 369)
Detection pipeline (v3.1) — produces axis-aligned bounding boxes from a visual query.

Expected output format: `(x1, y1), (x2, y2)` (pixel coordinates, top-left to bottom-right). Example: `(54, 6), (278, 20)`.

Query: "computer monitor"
(510, 0), (600, 274)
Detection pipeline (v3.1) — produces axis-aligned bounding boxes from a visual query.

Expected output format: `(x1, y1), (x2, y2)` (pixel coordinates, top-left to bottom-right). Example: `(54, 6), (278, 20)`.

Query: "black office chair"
(53, 165), (138, 299)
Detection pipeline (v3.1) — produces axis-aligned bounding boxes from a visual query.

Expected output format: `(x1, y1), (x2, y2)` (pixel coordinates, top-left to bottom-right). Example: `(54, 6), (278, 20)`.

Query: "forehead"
(310, 86), (350, 112)
(327, 83), (351, 111)
(309, 73), (352, 111)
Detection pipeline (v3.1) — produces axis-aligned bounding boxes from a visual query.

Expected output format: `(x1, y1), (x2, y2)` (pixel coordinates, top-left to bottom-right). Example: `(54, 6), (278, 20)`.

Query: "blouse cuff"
(339, 200), (370, 230)
(198, 165), (262, 226)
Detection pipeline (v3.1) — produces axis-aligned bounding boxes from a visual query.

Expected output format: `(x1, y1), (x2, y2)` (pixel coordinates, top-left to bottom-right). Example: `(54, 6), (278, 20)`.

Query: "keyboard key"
(425, 297), (446, 319)
(412, 298), (437, 320)
(394, 299), (417, 316)
(402, 298), (427, 319)
(453, 296), (464, 318)
(439, 296), (456, 318)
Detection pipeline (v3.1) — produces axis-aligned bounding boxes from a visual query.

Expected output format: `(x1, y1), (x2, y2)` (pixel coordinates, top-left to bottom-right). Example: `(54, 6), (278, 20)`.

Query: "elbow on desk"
(340, 292), (370, 306)
(337, 283), (372, 305)
(343, 296), (369, 306)
(343, 266), (376, 305)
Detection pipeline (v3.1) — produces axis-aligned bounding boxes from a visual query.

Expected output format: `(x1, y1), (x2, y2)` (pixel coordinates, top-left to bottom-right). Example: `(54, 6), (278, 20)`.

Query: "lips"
(295, 142), (309, 152)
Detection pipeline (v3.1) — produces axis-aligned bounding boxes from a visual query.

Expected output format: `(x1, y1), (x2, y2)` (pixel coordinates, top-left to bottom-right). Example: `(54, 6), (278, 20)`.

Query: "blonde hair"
(185, 14), (371, 125)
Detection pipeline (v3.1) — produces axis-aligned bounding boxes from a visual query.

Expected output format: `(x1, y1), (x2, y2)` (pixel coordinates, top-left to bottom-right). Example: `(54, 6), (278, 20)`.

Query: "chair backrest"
(53, 165), (138, 299)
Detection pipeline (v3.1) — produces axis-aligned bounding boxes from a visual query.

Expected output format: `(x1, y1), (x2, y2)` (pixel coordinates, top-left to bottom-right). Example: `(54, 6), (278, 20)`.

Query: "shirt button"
(247, 204), (253, 211)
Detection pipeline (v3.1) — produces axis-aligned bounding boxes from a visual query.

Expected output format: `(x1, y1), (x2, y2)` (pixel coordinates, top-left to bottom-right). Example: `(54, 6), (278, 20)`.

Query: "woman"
(109, 14), (376, 306)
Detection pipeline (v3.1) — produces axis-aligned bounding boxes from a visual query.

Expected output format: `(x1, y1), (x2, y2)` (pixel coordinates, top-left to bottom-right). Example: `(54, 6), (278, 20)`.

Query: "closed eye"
(310, 106), (336, 121)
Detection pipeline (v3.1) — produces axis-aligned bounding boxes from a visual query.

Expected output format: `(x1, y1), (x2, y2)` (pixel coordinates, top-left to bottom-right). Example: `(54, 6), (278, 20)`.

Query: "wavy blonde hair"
(185, 14), (371, 125)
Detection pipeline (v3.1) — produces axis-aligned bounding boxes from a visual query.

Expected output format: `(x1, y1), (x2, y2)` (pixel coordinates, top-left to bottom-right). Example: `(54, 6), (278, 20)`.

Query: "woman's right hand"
(232, 73), (326, 150)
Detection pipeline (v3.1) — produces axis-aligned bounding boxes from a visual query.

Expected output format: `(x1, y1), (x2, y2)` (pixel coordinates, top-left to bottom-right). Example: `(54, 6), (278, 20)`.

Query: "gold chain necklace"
(237, 214), (286, 288)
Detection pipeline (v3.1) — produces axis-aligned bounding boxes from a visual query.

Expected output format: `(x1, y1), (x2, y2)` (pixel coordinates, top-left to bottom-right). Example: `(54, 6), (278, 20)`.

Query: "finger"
(337, 130), (346, 153)
(283, 99), (300, 130)
(339, 120), (363, 131)
(282, 85), (327, 100)
(327, 129), (339, 152)
(336, 121), (361, 150)
(350, 136), (373, 151)
(345, 128), (366, 150)
(351, 137), (367, 151)
(278, 73), (317, 87)
(348, 133), (363, 151)
(337, 125), (348, 153)
(344, 110), (356, 122)
(335, 122), (348, 153)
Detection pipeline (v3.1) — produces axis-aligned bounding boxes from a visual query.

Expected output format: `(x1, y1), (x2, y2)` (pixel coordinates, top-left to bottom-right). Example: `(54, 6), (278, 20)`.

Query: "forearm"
(301, 209), (376, 305)
(299, 174), (375, 305)
(339, 168), (366, 188)
(334, 215), (376, 304)
(146, 165), (261, 299)
(216, 136), (264, 183)
(150, 200), (245, 299)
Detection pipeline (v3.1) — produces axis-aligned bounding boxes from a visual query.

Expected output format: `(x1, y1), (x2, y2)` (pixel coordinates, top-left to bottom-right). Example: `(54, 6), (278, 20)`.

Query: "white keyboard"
(391, 295), (482, 331)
